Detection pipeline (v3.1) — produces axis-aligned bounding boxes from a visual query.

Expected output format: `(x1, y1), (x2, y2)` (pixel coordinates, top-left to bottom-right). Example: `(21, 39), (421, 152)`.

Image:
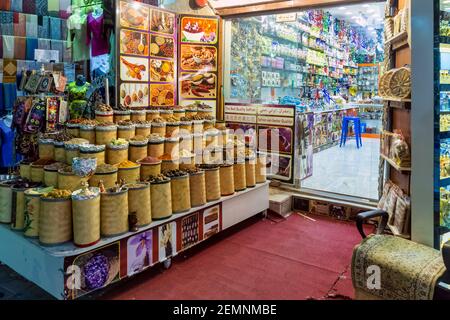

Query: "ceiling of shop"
(325, 2), (385, 29)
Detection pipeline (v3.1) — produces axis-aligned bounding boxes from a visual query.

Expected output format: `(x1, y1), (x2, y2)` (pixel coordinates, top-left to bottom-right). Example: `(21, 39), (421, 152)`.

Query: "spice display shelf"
(380, 154), (411, 173)
(0, 182), (270, 300)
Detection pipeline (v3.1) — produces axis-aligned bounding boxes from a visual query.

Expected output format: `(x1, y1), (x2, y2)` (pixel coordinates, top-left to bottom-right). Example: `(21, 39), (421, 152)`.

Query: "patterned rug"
(352, 235), (445, 300)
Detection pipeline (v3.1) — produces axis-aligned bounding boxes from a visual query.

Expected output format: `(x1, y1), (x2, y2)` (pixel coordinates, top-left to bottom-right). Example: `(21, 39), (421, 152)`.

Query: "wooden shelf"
(381, 96), (411, 103)
(381, 154), (411, 173)
(386, 31), (409, 50)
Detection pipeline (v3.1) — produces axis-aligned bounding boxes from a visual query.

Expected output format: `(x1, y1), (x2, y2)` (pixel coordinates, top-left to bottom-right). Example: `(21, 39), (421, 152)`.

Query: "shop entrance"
(223, 2), (385, 201)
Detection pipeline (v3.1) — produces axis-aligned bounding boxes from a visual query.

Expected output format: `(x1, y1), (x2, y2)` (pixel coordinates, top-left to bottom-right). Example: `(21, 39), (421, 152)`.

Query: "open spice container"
(23, 187), (52, 238)
(173, 108), (186, 120)
(117, 122), (136, 141)
(10, 181), (42, 230)
(160, 154), (180, 172)
(159, 109), (174, 120)
(79, 144), (106, 166)
(234, 159), (247, 192)
(64, 138), (89, 165)
(89, 164), (118, 189)
(19, 161), (32, 180)
(180, 119), (193, 134)
(44, 162), (67, 187)
(38, 138), (55, 160)
(148, 174), (172, 220)
(66, 122), (80, 137)
(200, 164), (221, 202)
(180, 134), (193, 153)
(138, 156), (162, 180)
(0, 180), (17, 224)
(245, 155), (257, 188)
(165, 117), (180, 138)
(135, 121), (152, 137)
(126, 182), (151, 227)
(192, 119), (204, 134)
(179, 150), (195, 170)
(151, 117), (166, 137)
(72, 187), (101, 247)
(114, 110), (131, 123)
(31, 159), (56, 183)
(79, 124), (96, 144)
(96, 124), (118, 146)
(146, 109), (160, 121)
(148, 135), (165, 159)
(165, 170), (191, 213)
(100, 187), (129, 237)
(186, 168), (206, 207)
(106, 139), (129, 165)
(220, 163), (235, 196)
(256, 152), (267, 184)
(57, 166), (87, 191)
(131, 109), (147, 122)
(129, 136), (149, 162)
(164, 137), (180, 159)
(39, 189), (72, 245)
(95, 110), (114, 123)
(116, 160), (141, 184)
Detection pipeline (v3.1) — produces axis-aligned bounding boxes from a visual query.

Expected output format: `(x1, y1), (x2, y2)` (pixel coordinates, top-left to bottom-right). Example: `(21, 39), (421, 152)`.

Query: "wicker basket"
(245, 158), (256, 188)
(148, 139), (165, 158)
(171, 174), (191, 213)
(173, 109), (186, 120)
(135, 124), (151, 137)
(117, 125), (136, 141)
(24, 189), (44, 238)
(65, 146), (80, 165)
(151, 179), (172, 220)
(101, 188), (129, 236)
(159, 109), (173, 120)
(54, 144), (66, 163)
(79, 149), (106, 166)
(189, 171), (206, 207)
(193, 120), (204, 134)
(30, 164), (45, 183)
(95, 111), (114, 123)
(256, 153), (267, 184)
(197, 110), (213, 119)
(126, 183), (151, 227)
(131, 110), (146, 122)
(220, 164), (235, 196)
(205, 130), (219, 148)
(166, 123), (180, 138)
(39, 197), (72, 245)
(79, 125), (96, 144)
(72, 188), (101, 247)
(180, 135), (193, 153)
(89, 170), (118, 189)
(193, 133), (205, 154)
(38, 140), (55, 160)
(204, 167), (221, 202)
(11, 186), (27, 230)
(96, 126), (118, 145)
(44, 168), (59, 187)
(180, 121), (192, 134)
(185, 109), (197, 118)
(179, 156), (195, 170)
(146, 109), (160, 121)
(117, 165), (141, 184)
(58, 170), (86, 191)
(161, 159), (180, 172)
(66, 123), (80, 137)
(106, 144), (129, 165)
(234, 161), (246, 191)
(19, 162), (31, 179)
(164, 138), (180, 159)
(114, 110), (131, 123)
(0, 181), (14, 223)
(151, 123), (166, 137)
(129, 142), (148, 162)
(138, 160), (162, 180)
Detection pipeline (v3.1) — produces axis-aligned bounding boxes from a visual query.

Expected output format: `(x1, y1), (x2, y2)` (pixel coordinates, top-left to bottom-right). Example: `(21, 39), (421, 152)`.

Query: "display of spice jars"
(138, 157), (162, 180)
(95, 110), (114, 123)
(146, 109), (160, 121)
(234, 160), (247, 191)
(135, 122), (152, 137)
(164, 137), (180, 159)
(148, 135), (165, 159)
(66, 123), (80, 137)
(201, 165), (221, 202)
(117, 124), (136, 141)
(220, 164), (235, 196)
(72, 187), (101, 247)
(165, 170), (191, 213)
(106, 141), (129, 165)
(126, 182), (151, 227)
(149, 176), (172, 220)
(117, 161), (141, 184)
(38, 139), (55, 160)
(187, 169), (206, 207)
(100, 187), (129, 236)
(129, 138), (149, 162)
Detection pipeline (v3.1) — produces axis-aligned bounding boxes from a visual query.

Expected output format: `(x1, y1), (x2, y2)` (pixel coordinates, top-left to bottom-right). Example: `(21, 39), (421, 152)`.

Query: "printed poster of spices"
(203, 205), (220, 240)
(127, 230), (153, 276)
(181, 213), (199, 250)
(64, 242), (120, 299)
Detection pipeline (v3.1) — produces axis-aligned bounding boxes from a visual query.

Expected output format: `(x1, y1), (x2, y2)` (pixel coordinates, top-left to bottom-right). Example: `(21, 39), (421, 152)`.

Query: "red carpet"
(101, 213), (373, 300)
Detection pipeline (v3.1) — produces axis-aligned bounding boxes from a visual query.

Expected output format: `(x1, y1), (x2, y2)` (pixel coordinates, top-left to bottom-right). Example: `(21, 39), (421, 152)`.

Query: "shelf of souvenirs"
(385, 30), (409, 49)
(380, 154), (411, 173)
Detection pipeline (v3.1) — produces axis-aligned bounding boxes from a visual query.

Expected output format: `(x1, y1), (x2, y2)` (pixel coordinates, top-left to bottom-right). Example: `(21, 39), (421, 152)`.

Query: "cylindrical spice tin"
(220, 164), (235, 196)
(189, 171), (206, 207)
(245, 157), (256, 188)
(39, 196), (72, 245)
(131, 110), (147, 122)
(126, 182), (151, 227)
(114, 110), (131, 123)
(135, 123), (151, 137)
(79, 125), (96, 144)
(100, 188), (129, 237)
(106, 143), (129, 165)
(148, 136), (165, 159)
(66, 123), (80, 137)
(79, 145), (106, 166)
(117, 164), (141, 184)
(96, 125), (118, 146)
(95, 110), (114, 123)
(72, 188), (101, 247)
(146, 109), (160, 121)
(170, 174), (191, 213)
(129, 140), (148, 162)
(203, 166), (221, 202)
(150, 178), (172, 220)
(117, 124), (136, 141)
(38, 139), (55, 160)
(138, 160), (162, 181)
(234, 160), (246, 192)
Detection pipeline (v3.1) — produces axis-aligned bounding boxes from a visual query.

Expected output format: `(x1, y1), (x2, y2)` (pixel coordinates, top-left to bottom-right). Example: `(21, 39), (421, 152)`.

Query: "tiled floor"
(302, 138), (380, 200)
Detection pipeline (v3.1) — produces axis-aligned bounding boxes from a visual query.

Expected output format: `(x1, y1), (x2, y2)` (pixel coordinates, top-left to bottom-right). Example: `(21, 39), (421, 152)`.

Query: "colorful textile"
(38, 39), (51, 51)
(14, 13), (26, 37)
(0, 118), (16, 167)
(86, 13), (109, 57)
(0, 35), (3, 59)
(49, 17), (61, 40)
(67, 12), (89, 62)
(0, 0), (11, 11)
(10, 0), (23, 13)
(3, 83), (17, 111)
(352, 235), (446, 300)
(59, 0), (71, 19)
(26, 14), (38, 38)
(63, 43), (71, 62)
(14, 37), (26, 60)
(51, 40), (63, 62)
(60, 18), (67, 41)
(36, 0), (48, 16)
(22, 0), (36, 14)
(1, 12), (14, 36)
(2, 36), (15, 59)
(38, 16), (50, 39)
(48, 0), (60, 17)
(26, 38), (39, 61)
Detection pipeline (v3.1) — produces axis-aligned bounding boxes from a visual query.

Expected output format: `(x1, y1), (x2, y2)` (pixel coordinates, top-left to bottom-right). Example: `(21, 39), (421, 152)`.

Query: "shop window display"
(224, 3), (385, 200)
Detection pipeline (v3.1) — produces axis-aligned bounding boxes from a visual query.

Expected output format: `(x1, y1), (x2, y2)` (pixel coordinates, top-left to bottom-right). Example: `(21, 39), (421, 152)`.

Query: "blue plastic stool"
(340, 117), (362, 149)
